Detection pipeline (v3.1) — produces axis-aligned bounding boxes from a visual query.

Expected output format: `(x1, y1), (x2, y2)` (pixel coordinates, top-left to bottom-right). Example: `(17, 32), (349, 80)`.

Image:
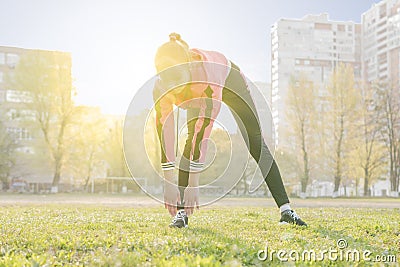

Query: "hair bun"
(169, 32), (181, 42)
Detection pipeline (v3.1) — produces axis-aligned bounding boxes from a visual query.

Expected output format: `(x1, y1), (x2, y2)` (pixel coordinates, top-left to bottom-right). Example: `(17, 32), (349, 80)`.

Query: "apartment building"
(271, 13), (362, 145)
(0, 47), (33, 153)
(362, 0), (400, 85)
(0, 46), (72, 190)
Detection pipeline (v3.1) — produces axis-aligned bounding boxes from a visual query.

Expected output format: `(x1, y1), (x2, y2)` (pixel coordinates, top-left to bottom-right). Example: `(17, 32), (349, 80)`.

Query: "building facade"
(0, 47), (33, 154)
(271, 13), (362, 146)
(362, 0), (400, 86)
(0, 46), (72, 191)
(271, 0), (400, 195)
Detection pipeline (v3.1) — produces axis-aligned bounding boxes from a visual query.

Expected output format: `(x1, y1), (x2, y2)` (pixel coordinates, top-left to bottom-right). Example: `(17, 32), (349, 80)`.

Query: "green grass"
(0, 206), (399, 266)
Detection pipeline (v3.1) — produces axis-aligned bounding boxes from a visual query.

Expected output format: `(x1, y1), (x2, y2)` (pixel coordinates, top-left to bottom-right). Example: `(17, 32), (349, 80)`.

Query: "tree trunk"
(301, 179), (308, 194)
(363, 168), (370, 196)
(394, 145), (399, 192)
(52, 157), (62, 189)
(84, 175), (90, 191)
(334, 175), (341, 193)
(389, 146), (397, 192)
(84, 152), (94, 191)
(333, 150), (342, 193)
(300, 123), (309, 194)
(51, 117), (67, 188)
(355, 176), (359, 197)
(333, 116), (344, 194)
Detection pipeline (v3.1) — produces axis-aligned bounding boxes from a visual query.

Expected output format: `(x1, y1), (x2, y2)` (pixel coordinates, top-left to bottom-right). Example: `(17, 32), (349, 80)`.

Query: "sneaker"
(279, 210), (307, 226)
(169, 210), (188, 228)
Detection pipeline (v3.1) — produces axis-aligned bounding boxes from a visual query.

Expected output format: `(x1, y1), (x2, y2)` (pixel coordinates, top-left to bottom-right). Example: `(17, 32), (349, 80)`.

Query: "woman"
(153, 33), (307, 228)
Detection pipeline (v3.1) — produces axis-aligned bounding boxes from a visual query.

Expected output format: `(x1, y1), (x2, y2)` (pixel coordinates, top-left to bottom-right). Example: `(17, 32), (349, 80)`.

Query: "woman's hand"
(183, 186), (199, 216)
(163, 181), (181, 217)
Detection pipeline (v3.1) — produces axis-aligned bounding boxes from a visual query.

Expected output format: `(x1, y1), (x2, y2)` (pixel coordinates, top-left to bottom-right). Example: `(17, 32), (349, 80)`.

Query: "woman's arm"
(182, 86), (223, 215)
(183, 171), (200, 216)
(153, 83), (176, 170)
(153, 84), (181, 216)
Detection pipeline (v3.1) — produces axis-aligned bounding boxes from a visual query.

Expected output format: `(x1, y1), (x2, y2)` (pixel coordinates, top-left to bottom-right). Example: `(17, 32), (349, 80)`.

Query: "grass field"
(0, 195), (399, 266)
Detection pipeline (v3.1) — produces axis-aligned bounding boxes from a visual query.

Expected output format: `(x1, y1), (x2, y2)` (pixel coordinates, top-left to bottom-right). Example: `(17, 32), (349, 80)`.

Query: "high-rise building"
(271, 1), (400, 146)
(253, 82), (274, 146)
(271, 13), (362, 145)
(362, 0), (400, 86)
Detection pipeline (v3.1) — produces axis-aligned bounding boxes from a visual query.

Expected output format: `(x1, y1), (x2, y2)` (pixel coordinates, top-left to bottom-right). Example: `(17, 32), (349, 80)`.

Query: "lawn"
(0, 201), (399, 266)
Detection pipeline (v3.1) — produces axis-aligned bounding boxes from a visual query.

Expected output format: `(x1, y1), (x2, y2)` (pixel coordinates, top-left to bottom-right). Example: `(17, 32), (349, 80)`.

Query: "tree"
(64, 106), (108, 191)
(285, 74), (317, 196)
(200, 128), (238, 186)
(105, 118), (130, 178)
(0, 120), (15, 190)
(376, 82), (400, 195)
(356, 83), (386, 196)
(274, 147), (301, 196)
(10, 50), (74, 191)
(327, 63), (359, 196)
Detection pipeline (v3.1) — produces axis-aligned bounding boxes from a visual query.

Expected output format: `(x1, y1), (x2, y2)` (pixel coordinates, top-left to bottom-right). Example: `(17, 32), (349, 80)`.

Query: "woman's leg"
(222, 64), (290, 207)
(177, 108), (198, 210)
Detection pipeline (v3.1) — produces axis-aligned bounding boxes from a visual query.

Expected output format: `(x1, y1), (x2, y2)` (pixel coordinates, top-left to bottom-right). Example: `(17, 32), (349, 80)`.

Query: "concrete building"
(362, 0), (400, 85)
(271, 13), (362, 146)
(253, 82), (274, 146)
(361, 0), (400, 196)
(0, 46), (72, 191)
(270, 0), (400, 196)
(0, 47), (36, 154)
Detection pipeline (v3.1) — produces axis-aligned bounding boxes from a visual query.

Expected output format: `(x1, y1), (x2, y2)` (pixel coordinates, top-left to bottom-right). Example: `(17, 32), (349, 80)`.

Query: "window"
(6, 127), (32, 140)
(6, 90), (33, 103)
(15, 146), (34, 154)
(6, 53), (19, 68)
(7, 109), (36, 121)
(0, 53), (5, 64)
(7, 109), (17, 120)
(315, 23), (332, 31)
(0, 71), (3, 83)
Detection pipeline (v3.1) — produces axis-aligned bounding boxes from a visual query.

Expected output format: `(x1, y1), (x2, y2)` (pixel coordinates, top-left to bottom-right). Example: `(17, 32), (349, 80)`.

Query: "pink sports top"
(153, 48), (231, 171)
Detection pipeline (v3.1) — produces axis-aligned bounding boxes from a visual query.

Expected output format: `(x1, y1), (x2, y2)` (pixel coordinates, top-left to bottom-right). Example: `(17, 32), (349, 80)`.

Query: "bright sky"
(0, 0), (379, 115)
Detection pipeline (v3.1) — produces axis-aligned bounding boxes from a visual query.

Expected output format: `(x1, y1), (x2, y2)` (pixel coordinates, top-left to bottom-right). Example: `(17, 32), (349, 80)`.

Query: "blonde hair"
(155, 33), (190, 72)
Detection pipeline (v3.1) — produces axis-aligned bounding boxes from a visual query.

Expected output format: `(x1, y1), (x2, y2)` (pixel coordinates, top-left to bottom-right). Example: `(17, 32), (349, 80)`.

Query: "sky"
(0, 0), (380, 115)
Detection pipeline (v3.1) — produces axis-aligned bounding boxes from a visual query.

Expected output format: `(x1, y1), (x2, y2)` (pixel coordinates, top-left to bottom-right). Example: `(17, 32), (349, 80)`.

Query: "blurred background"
(0, 0), (399, 199)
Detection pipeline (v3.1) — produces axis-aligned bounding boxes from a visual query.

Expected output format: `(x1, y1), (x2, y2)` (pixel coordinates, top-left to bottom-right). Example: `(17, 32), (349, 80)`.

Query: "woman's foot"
(169, 210), (188, 228)
(279, 209), (307, 226)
